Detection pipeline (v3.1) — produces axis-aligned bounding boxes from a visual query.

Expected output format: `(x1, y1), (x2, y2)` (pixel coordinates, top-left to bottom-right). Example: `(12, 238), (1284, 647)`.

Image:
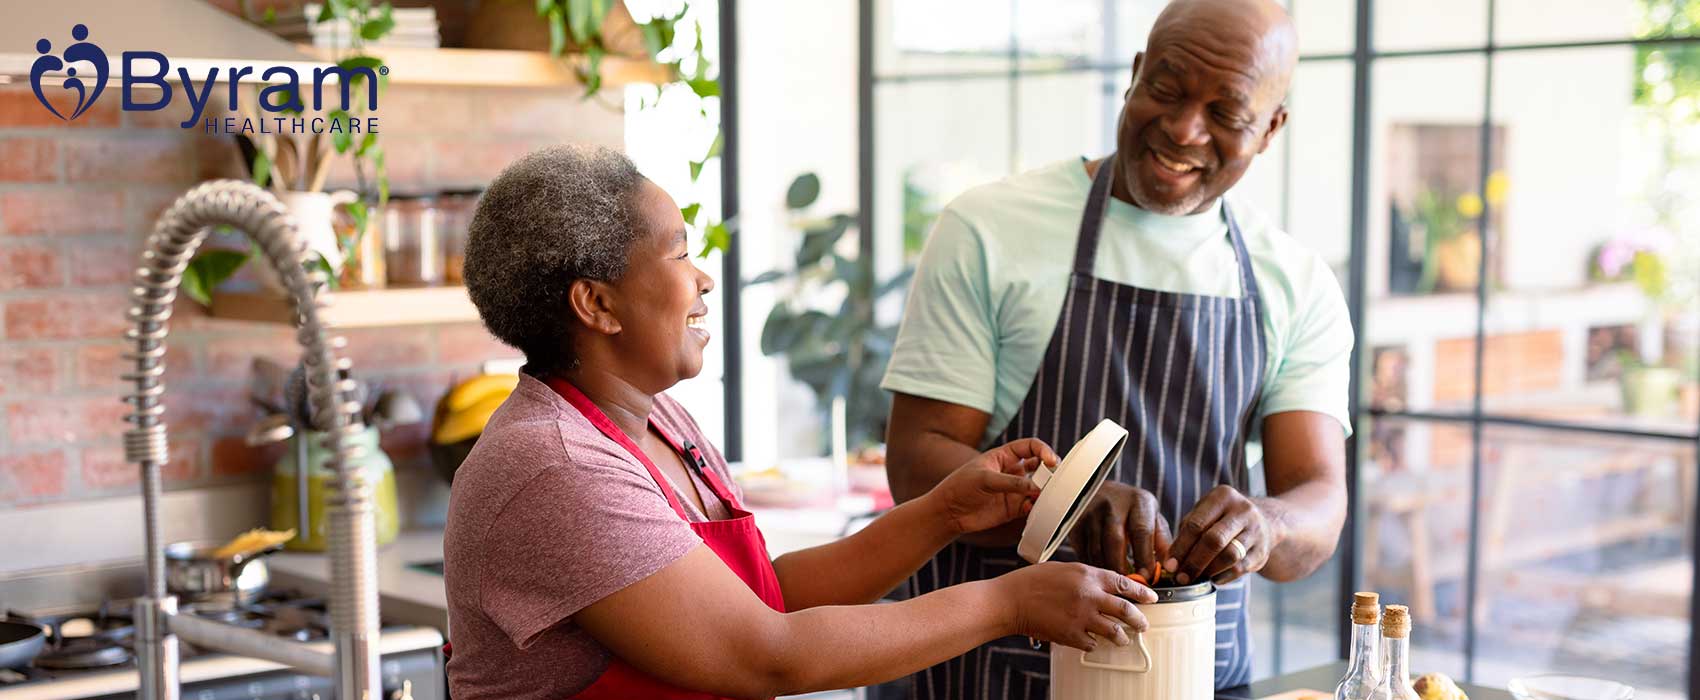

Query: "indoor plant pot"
(1621, 365), (1682, 418)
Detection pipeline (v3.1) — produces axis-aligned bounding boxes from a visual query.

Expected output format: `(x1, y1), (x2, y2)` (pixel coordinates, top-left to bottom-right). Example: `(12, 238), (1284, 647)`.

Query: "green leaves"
(251, 149), (272, 189)
(686, 77), (719, 98)
(547, 6), (568, 56)
(181, 249), (251, 306)
(786, 173), (821, 209)
(680, 203), (701, 225)
(795, 214), (851, 268)
(329, 109), (353, 153)
(698, 220), (730, 258)
(358, 4), (395, 41)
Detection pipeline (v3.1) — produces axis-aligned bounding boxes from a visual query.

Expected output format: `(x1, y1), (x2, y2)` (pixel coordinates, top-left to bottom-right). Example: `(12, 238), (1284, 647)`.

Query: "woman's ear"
(567, 279), (622, 336)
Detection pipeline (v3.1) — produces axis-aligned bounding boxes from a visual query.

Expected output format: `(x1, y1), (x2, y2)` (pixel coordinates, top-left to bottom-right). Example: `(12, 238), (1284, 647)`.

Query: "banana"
(434, 391), (509, 445)
(443, 374), (520, 414)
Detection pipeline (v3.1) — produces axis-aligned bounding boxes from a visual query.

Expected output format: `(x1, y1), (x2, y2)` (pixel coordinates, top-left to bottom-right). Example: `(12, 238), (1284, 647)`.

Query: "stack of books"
(263, 4), (441, 49)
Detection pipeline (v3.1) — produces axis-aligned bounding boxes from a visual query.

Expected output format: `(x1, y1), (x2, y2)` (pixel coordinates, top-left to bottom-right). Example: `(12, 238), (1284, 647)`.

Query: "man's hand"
(1167, 485), (1279, 585)
(1067, 482), (1172, 579)
(926, 438), (1058, 535)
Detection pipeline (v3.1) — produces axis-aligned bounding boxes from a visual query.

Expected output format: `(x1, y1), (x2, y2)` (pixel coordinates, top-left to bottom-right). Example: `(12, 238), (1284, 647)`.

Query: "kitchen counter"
(1232, 663), (1512, 700)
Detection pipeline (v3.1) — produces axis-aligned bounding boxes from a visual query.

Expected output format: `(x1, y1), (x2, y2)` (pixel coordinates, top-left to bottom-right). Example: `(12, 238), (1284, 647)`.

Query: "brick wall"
(0, 80), (623, 509)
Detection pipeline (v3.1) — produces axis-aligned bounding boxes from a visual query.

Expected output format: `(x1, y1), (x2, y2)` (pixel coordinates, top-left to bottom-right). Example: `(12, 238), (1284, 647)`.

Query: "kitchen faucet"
(120, 180), (382, 700)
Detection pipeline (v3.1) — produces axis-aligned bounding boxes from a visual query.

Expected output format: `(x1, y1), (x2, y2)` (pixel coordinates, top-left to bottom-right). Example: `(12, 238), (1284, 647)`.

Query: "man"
(880, 0), (1352, 696)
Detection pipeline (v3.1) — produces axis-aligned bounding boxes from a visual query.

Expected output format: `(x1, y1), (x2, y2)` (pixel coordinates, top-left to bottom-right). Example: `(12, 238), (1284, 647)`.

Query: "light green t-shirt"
(881, 159), (1355, 458)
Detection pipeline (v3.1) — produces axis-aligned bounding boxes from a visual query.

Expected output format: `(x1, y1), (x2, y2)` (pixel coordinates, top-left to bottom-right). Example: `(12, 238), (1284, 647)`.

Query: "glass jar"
(270, 425), (400, 551)
(438, 189), (482, 285)
(383, 195), (442, 287)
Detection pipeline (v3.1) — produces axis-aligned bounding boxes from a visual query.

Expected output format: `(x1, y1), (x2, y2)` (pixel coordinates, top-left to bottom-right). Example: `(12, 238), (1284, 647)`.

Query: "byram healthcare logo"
(30, 24), (108, 121)
(28, 24), (383, 135)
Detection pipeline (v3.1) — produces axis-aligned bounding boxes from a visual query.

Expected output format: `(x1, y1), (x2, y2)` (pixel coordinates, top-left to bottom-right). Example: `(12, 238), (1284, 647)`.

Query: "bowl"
(1508, 675), (1634, 700)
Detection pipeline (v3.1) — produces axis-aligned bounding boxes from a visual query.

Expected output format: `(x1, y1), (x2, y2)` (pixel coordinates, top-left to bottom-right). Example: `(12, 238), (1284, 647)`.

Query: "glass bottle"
(1371, 604), (1421, 700)
(1335, 592), (1382, 700)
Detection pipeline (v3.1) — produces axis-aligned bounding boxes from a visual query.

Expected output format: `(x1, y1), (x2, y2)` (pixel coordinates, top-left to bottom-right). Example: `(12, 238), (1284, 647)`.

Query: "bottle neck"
(1347, 622), (1380, 674)
(1384, 635), (1410, 685)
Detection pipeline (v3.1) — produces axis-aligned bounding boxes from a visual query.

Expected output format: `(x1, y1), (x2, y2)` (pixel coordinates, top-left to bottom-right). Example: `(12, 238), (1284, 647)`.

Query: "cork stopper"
(1383, 604), (1411, 638)
(1351, 592), (1381, 625)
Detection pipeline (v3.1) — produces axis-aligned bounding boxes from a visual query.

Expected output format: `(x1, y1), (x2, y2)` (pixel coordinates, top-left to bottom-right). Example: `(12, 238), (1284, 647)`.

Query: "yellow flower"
(1485, 172), (1509, 205)
(1457, 193), (1484, 218)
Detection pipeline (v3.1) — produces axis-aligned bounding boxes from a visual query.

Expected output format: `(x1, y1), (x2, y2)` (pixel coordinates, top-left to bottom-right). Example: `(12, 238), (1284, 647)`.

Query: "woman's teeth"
(1153, 151), (1198, 174)
(687, 315), (707, 329)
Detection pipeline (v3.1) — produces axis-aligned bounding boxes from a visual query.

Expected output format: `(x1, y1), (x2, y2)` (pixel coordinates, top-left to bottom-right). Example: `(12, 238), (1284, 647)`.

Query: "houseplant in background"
(1592, 227), (1684, 417)
(182, 0), (396, 305)
(748, 173), (915, 457)
(1409, 172), (1507, 294)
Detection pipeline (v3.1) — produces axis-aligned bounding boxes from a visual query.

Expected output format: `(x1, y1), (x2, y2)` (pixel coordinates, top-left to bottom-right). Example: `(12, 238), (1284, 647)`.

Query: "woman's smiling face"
(606, 178), (716, 389)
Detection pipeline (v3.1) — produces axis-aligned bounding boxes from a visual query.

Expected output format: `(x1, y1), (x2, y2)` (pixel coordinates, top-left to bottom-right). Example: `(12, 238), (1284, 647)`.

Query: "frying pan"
(0, 620), (46, 669)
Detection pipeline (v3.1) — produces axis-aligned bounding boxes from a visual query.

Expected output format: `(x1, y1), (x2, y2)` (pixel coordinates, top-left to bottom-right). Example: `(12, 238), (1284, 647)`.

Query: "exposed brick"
(0, 449), (68, 503)
(80, 443), (199, 491)
(125, 187), (188, 237)
(0, 242), (65, 289)
(0, 86), (120, 128)
(320, 135), (429, 192)
(203, 328), (306, 381)
(1434, 330), (1566, 402)
(475, 89), (622, 144)
(67, 237), (138, 286)
(163, 384), (255, 435)
(430, 139), (538, 189)
(0, 189), (122, 236)
(74, 341), (196, 391)
(380, 88), (479, 137)
(436, 322), (518, 366)
(0, 345), (58, 396)
(4, 292), (131, 340)
(211, 434), (283, 478)
(341, 326), (436, 371)
(123, 93), (201, 130)
(63, 133), (196, 183)
(195, 134), (249, 181)
(0, 137), (60, 182)
(5, 396), (130, 446)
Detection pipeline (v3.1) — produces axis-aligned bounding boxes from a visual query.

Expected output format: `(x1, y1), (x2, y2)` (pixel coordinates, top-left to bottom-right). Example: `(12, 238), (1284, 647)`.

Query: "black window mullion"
(1341, 0), (1375, 662)
(1462, 0), (1499, 680)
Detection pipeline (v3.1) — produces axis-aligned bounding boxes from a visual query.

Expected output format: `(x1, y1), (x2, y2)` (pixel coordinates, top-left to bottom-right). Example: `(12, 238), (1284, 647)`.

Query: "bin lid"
(1016, 419), (1129, 565)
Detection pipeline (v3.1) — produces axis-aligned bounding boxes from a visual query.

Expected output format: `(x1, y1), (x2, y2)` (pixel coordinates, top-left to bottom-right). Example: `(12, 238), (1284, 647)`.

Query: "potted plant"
(747, 173), (915, 457)
(1593, 227), (1685, 417)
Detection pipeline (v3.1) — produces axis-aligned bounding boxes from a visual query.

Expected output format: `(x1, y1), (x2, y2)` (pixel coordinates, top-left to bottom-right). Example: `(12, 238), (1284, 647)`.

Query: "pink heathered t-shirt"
(443, 372), (740, 700)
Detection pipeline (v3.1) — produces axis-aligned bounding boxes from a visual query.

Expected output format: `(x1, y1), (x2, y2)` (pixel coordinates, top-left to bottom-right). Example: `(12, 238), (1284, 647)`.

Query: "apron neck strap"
(1071, 155), (1118, 276)
(542, 376), (736, 520)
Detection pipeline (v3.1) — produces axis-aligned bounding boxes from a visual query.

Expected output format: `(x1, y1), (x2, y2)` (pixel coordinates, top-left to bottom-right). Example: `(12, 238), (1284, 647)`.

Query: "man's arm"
(884, 393), (1027, 547)
(1167, 410), (1346, 584)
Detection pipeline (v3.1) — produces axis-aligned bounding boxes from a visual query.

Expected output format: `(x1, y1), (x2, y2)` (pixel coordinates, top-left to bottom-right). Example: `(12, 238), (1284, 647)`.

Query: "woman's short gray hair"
(463, 144), (647, 373)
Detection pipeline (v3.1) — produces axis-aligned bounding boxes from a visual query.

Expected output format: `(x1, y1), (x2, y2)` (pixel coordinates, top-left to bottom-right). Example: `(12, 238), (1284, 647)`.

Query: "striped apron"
(906, 156), (1267, 699)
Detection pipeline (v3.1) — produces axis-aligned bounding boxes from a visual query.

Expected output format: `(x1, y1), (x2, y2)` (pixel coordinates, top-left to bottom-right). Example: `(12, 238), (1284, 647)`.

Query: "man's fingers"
(1154, 513), (1175, 565)
(1127, 504), (1156, 578)
(1101, 510), (1130, 575)
(1180, 518), (1245, 582)
(1168, 487), (1234, 569)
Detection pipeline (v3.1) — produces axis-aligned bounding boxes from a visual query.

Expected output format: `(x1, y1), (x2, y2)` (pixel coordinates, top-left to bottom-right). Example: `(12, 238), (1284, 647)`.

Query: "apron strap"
(1070, 155), (1119, 276)
(543, 376), (695, 521)
(1222, 200), (1261, 303)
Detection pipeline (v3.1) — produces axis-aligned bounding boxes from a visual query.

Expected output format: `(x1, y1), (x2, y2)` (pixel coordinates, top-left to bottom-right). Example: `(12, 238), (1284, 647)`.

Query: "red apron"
(544, 377), (788, 700)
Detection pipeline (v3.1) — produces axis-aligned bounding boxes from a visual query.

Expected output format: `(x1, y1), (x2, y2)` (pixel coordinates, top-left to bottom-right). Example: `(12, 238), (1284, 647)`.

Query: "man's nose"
(1162, 103), (1210, 148)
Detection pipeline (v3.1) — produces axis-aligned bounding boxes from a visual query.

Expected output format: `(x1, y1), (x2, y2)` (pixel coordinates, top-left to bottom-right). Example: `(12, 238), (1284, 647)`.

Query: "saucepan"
(164, 540), (282, 607)
(0, 619), (46, 669)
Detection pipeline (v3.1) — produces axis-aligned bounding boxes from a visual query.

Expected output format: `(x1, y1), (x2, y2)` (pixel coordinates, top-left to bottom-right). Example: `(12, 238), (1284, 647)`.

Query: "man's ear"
(1258, 104), (1289, 154)
(568, 279), (622, 336)
(1127, 51), (1145, 99)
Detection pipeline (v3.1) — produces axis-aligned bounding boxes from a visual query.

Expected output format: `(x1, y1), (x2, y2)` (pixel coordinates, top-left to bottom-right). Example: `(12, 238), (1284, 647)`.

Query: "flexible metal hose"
(122, 180), (380, 699)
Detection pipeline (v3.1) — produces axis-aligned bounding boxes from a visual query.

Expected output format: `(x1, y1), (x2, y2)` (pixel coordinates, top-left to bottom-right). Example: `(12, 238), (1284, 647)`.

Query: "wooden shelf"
(303, 45), (674, 88)
(209, 286), (478, 328)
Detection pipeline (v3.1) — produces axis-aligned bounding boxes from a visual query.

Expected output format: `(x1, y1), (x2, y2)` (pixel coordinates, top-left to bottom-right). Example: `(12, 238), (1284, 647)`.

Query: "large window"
(862, 0), (1700, 694)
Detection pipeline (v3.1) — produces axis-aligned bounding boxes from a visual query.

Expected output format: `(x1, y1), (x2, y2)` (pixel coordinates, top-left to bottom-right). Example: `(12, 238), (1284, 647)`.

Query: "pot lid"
(1017, 419), (1129, 565)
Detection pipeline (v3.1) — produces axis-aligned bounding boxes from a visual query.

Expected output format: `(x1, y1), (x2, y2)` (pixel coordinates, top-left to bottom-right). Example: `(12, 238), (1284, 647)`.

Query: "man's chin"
(1132, 186), (1204, 216)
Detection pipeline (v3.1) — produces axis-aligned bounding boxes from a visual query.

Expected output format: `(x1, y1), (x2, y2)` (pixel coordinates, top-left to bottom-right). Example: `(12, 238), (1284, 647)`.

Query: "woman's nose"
(695, 264), (716, 294)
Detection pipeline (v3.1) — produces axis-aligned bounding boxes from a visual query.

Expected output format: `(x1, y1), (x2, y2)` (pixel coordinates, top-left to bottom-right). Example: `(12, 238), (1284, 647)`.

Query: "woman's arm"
(574, 545), (1150, 698)
(772, 437), (1055, 610)
(770, 491), (955, 609)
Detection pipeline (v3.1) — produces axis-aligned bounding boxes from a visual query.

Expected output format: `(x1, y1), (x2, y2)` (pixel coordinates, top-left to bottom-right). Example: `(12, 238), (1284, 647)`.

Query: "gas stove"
(0, 590), (443, 700)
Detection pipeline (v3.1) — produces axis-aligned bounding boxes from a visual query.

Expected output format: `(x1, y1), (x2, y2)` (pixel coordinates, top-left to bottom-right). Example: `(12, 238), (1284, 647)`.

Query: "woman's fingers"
(981, 470), (1040, 495)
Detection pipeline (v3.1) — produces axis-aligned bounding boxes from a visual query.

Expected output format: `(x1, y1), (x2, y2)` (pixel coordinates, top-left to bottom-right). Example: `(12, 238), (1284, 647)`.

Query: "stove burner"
(34, 640), (131, 670)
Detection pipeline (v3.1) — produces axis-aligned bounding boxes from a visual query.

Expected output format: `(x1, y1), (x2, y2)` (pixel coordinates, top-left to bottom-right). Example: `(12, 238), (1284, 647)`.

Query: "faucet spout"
(121, 180), (381, 700)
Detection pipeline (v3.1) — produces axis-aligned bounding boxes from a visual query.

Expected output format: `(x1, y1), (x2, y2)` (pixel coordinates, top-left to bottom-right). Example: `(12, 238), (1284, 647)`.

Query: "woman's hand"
(994, 562), (1155, 652)
(924, 437), (1058, 535)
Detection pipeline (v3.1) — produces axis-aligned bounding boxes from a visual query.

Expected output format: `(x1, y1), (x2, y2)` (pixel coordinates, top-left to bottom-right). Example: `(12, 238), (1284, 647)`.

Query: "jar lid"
(1017, 419), (1129, 565)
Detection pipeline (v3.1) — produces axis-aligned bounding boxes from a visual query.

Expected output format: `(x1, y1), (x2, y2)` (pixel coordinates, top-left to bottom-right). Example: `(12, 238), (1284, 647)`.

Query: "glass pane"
(1014, 72), (1119, 173)
(1015, 0), (1116, 70)
(1375, 0), (1487, 52)
(1475, 426), (1694, 700)
(876, 0), (1012, 77)
(1496, 0), (1700, 45)
(1285, 60), (1355, 282)
(1254, 552), (1346, 680)
(1478, 46), (1700, 432)
(1363, 416), (1472, 680)
(1364, 55), (1488, 414)
(872, 76), (1014, 274)
(1284, 0), (1357, 56)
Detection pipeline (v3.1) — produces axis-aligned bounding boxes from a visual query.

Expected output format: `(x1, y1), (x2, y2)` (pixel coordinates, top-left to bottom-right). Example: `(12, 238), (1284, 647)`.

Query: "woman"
(445, 144), (1153, 700)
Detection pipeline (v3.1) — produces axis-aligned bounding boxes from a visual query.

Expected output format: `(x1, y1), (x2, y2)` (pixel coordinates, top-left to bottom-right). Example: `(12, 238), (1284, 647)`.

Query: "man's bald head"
(1110, 0), (1298, 215)
(1149, 0), (1298, 111)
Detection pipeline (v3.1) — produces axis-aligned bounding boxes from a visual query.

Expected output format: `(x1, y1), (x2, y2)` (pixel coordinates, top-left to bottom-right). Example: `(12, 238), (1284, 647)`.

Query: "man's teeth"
(1153, 152), (1197, 174)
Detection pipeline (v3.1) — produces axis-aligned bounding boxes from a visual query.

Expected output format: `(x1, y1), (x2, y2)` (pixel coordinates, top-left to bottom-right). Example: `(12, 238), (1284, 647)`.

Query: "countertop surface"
(1232, 662), (1513, 700)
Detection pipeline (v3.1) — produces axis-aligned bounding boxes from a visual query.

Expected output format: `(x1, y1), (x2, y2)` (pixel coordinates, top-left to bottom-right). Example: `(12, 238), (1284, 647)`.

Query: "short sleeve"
(478, 452), (701, 649)
(1259, 254), (1355, 436)
(880, 208), (1000, 413)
